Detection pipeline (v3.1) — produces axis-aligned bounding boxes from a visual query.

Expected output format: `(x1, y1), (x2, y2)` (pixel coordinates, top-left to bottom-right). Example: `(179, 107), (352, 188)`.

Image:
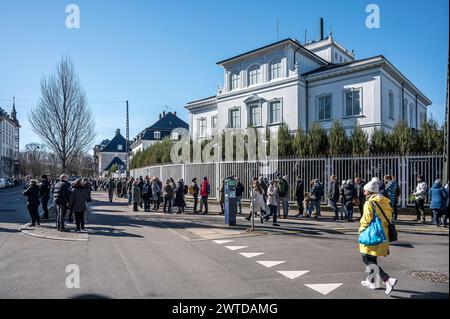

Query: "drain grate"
(408, 271), (449, 283)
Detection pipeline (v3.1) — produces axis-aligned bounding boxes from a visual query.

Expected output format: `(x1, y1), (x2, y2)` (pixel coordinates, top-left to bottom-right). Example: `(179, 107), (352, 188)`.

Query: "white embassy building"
(185, 32), (431, 140)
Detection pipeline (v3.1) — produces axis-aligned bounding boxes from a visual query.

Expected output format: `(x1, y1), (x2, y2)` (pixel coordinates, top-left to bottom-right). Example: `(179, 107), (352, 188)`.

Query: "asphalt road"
(0, 188), (448, 299)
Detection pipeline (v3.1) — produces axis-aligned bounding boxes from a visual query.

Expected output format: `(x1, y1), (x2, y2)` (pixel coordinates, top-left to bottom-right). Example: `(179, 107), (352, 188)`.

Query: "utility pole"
(126, 100), (130, 178)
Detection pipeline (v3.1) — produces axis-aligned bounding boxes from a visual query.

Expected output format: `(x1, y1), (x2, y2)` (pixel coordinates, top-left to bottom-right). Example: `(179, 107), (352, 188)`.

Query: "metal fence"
(130, 154), (444, 207)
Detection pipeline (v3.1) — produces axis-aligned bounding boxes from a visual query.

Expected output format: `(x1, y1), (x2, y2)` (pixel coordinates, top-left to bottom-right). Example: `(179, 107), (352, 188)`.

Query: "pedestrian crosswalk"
(212, 238), (343, 296)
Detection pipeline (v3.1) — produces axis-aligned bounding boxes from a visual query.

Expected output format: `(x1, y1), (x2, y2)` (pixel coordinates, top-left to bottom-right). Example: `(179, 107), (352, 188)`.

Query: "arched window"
(410, 104), (415, 128)
(248, 65), (260, 86)
(402, 99), (408, 122)
(269, 58), (282, 80)
(230, 72), (240, 90)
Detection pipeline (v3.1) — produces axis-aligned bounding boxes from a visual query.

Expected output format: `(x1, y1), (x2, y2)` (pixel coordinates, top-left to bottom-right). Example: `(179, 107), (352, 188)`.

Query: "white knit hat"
(364, 178), (380, 193)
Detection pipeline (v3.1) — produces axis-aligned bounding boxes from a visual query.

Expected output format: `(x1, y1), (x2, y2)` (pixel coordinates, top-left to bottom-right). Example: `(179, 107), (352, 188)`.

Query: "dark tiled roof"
(101, 133), (131, 153)
(135, 112), (189, 142)
(104, 157), (126, 171)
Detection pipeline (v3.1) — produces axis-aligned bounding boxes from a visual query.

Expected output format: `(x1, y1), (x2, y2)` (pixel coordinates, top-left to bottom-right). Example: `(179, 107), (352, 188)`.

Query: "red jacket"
(200, 180), (210, 197)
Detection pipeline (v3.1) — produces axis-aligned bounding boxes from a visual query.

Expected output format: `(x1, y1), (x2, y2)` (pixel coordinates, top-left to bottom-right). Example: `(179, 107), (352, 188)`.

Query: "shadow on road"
(390, 289), (448, 299)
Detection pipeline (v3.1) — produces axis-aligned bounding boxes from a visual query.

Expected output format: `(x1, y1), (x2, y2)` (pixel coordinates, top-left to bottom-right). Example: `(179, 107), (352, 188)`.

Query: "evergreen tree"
(277, 124), (294, 157)
(370, 128), (391, 154)
(391, 121), (413, 155)
(328, 120), (348, 156)
(292, 127), (309, 157)
(350, 126), (369, 156)
(308, 123), (328, 156)
(416, 119), (445, 154)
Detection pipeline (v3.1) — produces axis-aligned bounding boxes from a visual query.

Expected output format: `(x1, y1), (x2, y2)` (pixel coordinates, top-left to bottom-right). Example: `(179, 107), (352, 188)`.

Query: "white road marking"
(213, 240), (234, 245)
(277, 270), (310, 280)
(239, 252), (265, 258)
(225, 246), (249, 251)
(305, 283), (343, 295)
(256, 261), (286, 268)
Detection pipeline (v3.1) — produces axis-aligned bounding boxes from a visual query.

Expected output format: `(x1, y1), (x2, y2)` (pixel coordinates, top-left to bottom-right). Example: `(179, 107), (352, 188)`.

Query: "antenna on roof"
(304, 29), (307, 45)
(276, 18), (279, 41)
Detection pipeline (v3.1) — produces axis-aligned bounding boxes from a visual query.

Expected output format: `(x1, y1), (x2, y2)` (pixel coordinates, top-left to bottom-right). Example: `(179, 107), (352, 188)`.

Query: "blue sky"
(0, 0), (448, 150)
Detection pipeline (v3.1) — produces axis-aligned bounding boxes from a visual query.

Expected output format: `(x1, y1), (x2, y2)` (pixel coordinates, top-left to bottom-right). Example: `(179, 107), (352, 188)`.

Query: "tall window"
(230, 72), (240, 90)
(317, 95), (332, 120)
(269, 100), (282, 124)
(229, 108), (240, 128)
(248, 65), (260, 86)
(402, 99), (408, 122)
(410, 104), (415, 128)
(154, 131), (161, 140)
(248, 104), (261, 127)
(270, 59), (282, 80)
(389, 91), (395, 119)
(344, 88), (362, 117)
(212, 116), (218, 132)
(199, 118), (207, 137)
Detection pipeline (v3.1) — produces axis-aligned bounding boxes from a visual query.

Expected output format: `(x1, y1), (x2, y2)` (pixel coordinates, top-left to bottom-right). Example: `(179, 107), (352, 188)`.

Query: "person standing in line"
(175, 179), (186, 214)
(106, 178), (116, 203)
(385, 175), (398, 220)
(53, 174), (71, 232)
(259, 176), (269, 204)
(116, 179), (123, 198)
(142, 177), (152, 212)
(359, 178), (397, 295)
(261, 179), (280, 226)
(127, 177), (134, 205)
(190, 178), (200, 214)
(328, 175), (340, 221)
(294, 177), (305, 217)
(342, 179), (356, 222)
(39, 175), (51, 220)
(309, 179), (324, 218)
(412, 175), (428, 223)
(151, 178), (161, 211)
(218, 178), (225, 215)
(278, 175), (290, 219)
(162, 179), (174, 214)
(23, 179), (40, 227)
(246, 178), (266, 221)
(235, 177), (244, 215)
(131, 180), (141, 212)
(68, 179), (89, 232)
(429, 179), (448, 227)
(355, 177), (366, 220)
(199, 177), (210, 214)
(443, 182), (449, 228)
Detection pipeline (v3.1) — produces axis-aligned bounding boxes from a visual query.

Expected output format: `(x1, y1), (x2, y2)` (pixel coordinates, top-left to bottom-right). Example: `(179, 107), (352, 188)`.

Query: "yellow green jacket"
(358, 194), (393, 257)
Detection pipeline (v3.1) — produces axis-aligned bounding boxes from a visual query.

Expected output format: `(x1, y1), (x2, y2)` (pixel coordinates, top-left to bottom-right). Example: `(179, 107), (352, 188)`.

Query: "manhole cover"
(408, 271), (449, 283)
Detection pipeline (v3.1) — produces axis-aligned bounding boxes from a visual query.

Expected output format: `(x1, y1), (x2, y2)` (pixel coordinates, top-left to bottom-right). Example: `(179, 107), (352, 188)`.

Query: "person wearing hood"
(429, 179), (448, 227)
(359, 178), (397, 295)
(413, 175), (428, 223)
(68, 179), (90, 232)
(341, 179), (356, 222)
(23, 179), (40, 227)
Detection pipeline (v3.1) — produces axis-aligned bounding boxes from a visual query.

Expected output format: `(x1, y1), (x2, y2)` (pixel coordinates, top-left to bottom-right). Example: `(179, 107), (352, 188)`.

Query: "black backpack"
(143, 184), (151, 196)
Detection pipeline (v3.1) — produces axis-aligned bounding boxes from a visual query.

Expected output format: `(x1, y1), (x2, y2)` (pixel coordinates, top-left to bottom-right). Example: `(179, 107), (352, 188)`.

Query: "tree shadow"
(390, 289), (448, 299)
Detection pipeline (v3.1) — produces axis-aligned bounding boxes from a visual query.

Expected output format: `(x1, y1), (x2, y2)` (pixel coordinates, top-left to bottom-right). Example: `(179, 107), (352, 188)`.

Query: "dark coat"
(235, 182), (244, 197)
(68, 186), (89, 213)
(23, 185), (40, 207)
(295, 180), (304, 201)
(328, 181), (340, 201)
(355, 181), (366, 205)
(39, 180), (51, 199)
(175, 184), (186, 207)
(340, 183), (356, 208)
(53, 180), (71, 205)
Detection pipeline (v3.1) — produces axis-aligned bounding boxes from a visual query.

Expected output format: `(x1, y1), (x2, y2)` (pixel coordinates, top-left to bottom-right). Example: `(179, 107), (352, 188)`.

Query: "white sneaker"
(361, 280), (380, 289)
(384, 278), (398, 295)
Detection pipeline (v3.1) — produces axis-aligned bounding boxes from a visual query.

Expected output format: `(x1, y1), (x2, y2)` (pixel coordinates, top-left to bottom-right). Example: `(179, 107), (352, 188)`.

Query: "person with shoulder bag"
(358, 178), (398, 295)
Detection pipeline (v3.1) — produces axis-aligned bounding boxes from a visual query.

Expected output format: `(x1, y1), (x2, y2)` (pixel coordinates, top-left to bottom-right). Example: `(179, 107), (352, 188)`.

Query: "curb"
(20, 225), (88, 242)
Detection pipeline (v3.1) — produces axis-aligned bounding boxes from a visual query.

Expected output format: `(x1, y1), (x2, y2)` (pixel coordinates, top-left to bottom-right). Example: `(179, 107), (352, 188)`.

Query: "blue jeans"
(329, 199), (339, 219)
(346, 205), (354, 220)
(280, 197), (289, 218)
(236, 196), (242, 214)
(264, 204), (278, 224)
(308, 200), (320, 217)
(128, 193), (132, 204)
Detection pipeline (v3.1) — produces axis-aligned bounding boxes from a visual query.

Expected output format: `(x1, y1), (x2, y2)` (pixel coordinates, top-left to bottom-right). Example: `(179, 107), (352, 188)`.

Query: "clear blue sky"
(0, 0), (448, 150)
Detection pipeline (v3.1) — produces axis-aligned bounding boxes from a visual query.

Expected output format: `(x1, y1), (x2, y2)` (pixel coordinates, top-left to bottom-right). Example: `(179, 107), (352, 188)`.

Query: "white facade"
(186, 37), (431, 140)
(0, 104), (19, 178)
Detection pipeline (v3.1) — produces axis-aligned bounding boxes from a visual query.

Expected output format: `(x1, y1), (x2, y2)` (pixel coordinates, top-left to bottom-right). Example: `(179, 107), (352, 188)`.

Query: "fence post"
(400, 156), (407, 208)
(216, 162), (220, 201)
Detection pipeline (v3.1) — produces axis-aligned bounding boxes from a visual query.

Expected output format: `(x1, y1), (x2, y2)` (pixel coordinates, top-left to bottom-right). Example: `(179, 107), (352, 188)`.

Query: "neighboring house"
(94, 129), (131, 177)
(0, 98), (20, 179)
(185, 29), (431, 140)
(130, 111), (189, 155)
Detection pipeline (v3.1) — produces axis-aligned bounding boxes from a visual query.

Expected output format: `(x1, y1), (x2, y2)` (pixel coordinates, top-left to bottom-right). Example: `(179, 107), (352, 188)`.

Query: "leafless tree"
(29, 57), (95, 172)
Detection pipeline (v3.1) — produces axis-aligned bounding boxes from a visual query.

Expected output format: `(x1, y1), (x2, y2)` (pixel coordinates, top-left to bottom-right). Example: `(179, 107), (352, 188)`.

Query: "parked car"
(0, 178), (7, 189)
(6, 179), (14, 188)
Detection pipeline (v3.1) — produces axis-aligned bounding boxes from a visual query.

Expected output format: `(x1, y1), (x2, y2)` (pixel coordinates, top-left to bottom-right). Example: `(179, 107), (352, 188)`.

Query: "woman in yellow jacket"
(359, 178), (398, 295)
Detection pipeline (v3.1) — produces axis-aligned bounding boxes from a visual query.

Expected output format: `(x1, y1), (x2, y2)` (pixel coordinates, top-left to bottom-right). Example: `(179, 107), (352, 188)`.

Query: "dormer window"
(154, 131), (161, 140)
(117, 144), (123, 151)
(269, 59), (282, 80)
(230, 72), (240, 90)
(248, 65), (260, 86)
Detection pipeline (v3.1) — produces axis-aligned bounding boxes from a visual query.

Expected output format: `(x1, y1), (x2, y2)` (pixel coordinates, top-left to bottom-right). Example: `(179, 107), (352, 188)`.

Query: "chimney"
(320, 18), (324, 40)
(163, 111), (166, 117)
(174, 111), (177, 116)
(115, 128), (120, 136)
(159, 113), (162, 119)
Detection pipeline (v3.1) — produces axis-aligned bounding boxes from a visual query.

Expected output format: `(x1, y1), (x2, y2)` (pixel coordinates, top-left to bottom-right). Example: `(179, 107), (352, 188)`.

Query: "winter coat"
(277, 178), (289, 198)
(200, 180), (210, 197)
(358, 194), (393, 257)
(295, 180), (304, 202)
(328, 181), (340, 202)
(175, 184), (186, 207)
(341, 183), (356, 208)
(310, 181), (324, 201)
(132, 185), (141, 203)
(414, 181), (428, 200)
(355, 181), (366, 205)
(107, 180), (116, 192)
(53, 180), (71, 205)
(219, 182), (225, 202)
(68, 186), (89, 213)
(250, 188), (266, 212)
(235, 182), (244, 197)
(23, 185), (40, 207)
(386, 180), (399, 207)
(267, 184), (279, 207)
(429, 182), (448, 210)
(39, 180), (51, 199)
(151, 182), (160, 200)
(142, 182), (152, 199)
(191, 182), (199, 197)
(163, 184), (174, 198)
